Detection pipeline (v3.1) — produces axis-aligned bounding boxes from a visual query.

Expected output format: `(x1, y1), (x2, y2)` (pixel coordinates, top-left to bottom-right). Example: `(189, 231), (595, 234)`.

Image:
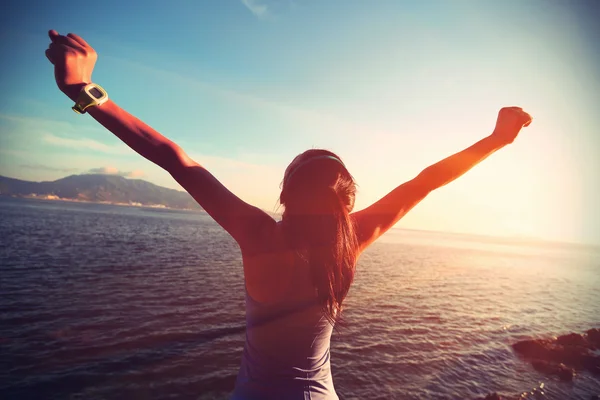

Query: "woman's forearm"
(70, 89), (177, 170)
(417, 134), (506, 191)
(88, 100), (176, 169)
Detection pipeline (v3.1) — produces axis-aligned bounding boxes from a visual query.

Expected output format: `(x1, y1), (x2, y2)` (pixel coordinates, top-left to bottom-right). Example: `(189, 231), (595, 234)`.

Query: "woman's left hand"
(491, 107), (533, 145)
(45, 30), (97, 101)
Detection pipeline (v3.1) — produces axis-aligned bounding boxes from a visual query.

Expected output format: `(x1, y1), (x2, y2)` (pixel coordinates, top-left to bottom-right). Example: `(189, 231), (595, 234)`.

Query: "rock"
(531, 360), (574, 381)
(556, 364), (576, 382)
(586, 328), (600, 347)
(557, 332), (587, 347)
(513, 339), (598, 369)
(582, 354), (600, 374)
(513, 329), (600, 380)
(512, 339), (554, 359)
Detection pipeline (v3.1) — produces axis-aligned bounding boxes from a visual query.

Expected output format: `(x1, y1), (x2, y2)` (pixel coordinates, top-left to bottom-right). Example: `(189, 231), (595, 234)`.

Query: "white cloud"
(0, 113), (105, 135)
(43, 133), (131, 155)
(239, 0), (294, 20)
(241, 0), (269, 18)
(0, 113), (130, 156)
(0, 106), (284, 211)
(127, 169), (145, 178)
(87, 166), (145, 178)
(19, 163), (78, 173)
(88, 166), (119, 175)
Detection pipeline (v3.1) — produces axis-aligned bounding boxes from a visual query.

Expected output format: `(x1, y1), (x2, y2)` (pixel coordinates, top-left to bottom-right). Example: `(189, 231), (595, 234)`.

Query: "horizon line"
(1, 174), (597, 250)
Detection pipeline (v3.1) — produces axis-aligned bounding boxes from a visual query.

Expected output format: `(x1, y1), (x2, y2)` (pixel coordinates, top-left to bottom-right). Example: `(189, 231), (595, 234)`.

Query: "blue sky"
(1, 0), (599, 244)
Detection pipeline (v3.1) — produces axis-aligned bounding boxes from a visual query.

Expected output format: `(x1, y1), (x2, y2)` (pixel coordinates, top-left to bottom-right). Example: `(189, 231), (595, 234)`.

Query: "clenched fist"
(45, 30), (97, 101)
(491, 107), (533, 145)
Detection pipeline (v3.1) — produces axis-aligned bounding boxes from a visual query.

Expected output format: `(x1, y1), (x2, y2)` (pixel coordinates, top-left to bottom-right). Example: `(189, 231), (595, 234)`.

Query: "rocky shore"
(473, 328), (600, 400)
(512, 328), (600, 382)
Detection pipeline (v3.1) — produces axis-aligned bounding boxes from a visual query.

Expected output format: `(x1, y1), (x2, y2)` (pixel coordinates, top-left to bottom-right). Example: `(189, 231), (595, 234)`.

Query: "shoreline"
(2, 194), (203, 212)
(2, 195), (597, 249)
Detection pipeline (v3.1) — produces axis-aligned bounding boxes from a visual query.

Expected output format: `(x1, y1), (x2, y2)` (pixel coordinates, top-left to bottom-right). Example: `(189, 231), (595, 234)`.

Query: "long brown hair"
(279, 149), (359, 324)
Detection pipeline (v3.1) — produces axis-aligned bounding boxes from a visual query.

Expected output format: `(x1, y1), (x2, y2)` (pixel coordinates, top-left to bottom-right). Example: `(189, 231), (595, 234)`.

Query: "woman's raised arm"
(45, 30), (276, 251)
(352, 107), (533, 253)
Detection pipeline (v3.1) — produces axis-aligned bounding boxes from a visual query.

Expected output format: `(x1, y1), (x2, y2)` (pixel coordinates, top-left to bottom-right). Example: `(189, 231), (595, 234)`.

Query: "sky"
(0, 0), (599, 245)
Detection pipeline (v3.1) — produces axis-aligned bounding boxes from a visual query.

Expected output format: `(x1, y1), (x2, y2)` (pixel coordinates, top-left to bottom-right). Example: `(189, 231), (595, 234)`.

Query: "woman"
(45, 30), (532, 399)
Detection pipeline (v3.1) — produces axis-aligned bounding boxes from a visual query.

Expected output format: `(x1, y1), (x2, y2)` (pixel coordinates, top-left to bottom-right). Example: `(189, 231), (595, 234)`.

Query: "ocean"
(1, 197), (599, 399)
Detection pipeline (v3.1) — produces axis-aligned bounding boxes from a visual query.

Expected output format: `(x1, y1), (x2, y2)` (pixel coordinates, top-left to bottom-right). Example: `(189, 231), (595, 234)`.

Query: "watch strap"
(71, 83), (108, 114)
(72, 100), (90, 114)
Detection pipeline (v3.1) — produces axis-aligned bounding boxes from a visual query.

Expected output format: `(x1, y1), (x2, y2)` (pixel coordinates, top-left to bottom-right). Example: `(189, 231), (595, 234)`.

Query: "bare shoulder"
(168, 158), (277, 251)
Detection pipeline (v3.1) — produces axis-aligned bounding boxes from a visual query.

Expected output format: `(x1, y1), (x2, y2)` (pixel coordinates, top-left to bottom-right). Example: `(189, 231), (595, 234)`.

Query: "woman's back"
(232, 222), (339, 400)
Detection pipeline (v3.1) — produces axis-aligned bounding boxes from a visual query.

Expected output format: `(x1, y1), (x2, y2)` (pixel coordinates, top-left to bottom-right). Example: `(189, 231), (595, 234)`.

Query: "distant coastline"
(4, 194), (595, 251)
(12, 193), (193, 211)
(1, 174), (596, 249)
(0, 173), (204, 212)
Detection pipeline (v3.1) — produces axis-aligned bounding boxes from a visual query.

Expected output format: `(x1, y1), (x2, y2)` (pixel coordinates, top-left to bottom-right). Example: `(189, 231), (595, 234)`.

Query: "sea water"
(1, 197), (599, 399)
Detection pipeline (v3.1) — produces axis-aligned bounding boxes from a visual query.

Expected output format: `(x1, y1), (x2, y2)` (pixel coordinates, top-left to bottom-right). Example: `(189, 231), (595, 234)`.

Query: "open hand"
(491, 107), (533, 145)
(45, 30), (97, 101)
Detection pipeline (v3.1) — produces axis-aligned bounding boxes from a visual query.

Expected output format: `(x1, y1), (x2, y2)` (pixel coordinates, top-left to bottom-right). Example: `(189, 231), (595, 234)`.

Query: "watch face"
(89, 87), (104, 99)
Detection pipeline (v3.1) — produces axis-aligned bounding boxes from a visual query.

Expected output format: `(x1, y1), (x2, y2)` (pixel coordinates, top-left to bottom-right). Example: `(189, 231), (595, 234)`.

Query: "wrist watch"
(72, 83), (109, 114)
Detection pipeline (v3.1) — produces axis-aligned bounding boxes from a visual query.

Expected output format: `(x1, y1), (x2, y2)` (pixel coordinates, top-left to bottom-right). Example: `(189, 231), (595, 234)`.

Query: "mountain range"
(0, 174), (203, 210)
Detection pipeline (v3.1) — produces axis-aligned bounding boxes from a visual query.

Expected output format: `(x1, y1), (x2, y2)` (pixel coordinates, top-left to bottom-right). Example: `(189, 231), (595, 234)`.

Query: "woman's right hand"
(491, 107), (533, 145)
(45, 30), (97, 101)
